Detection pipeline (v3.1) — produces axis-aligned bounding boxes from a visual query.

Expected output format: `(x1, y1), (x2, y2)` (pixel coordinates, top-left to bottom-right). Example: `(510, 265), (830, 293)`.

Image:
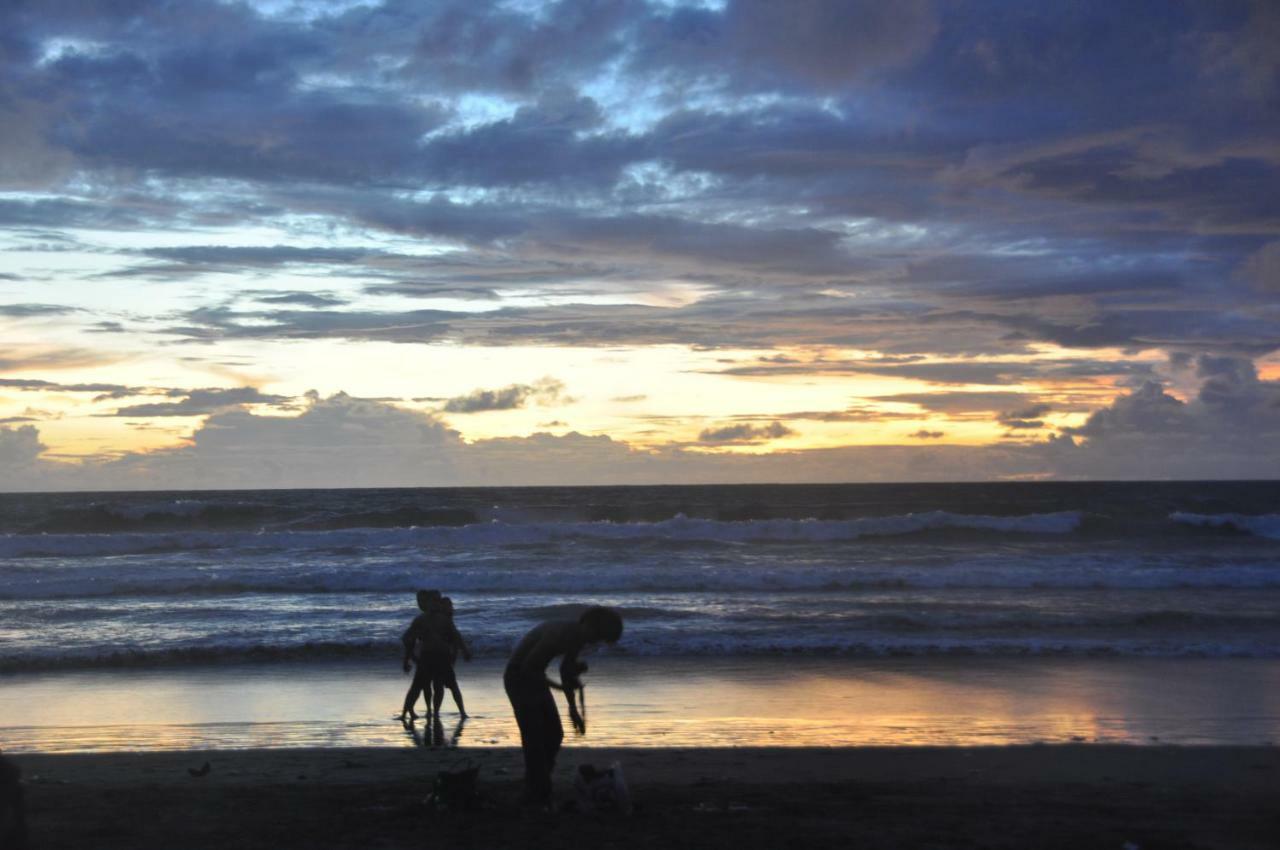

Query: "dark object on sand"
(0, 752), (28, 850)
(187, 761), (211, 778)
(427, 761), (480, 812)
(573, 762), (633, 815)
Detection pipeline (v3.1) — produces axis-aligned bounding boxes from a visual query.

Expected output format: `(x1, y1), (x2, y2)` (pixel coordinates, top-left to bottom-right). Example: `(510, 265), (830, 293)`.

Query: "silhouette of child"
(399, 589), (441, 722)
(436, 596), (473, 718)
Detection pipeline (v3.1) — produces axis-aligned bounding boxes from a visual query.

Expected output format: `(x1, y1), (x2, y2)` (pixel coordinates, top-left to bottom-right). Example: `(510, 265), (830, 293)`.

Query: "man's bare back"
(507, 620), (586, 682)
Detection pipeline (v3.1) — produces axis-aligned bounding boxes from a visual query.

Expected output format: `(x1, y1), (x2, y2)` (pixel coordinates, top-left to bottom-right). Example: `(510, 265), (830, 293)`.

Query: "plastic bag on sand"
(573, 761), (633, 816)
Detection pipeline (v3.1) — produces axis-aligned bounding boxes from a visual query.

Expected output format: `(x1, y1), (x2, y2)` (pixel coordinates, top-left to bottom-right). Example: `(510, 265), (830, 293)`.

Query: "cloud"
(442, 378), (567, 414)
(1044, 356), (1280, 478)
(0, 303), (79, 318)
(1240, 241), (1280, 292)
(3, 0), (1280, 488)
(0, 348), (116, 373)
(106, 387), (293, 417)
(637, 0), (938, 91)
(698, 421), (794, 444)
(875, 392), (1046, 416)
(0, 425), (46, 477)
(252, 292), (349, 308)
(910, 430), (945, 439)
(4, 365), (1279, 490)
(95, 393), (465, 489)
(0, 378), (141, 397)
(998, 403), (1051, 430)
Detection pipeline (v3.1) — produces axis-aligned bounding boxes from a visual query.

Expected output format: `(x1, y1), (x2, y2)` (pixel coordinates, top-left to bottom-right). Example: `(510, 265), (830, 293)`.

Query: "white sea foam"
(1170, 512), (1280, 540)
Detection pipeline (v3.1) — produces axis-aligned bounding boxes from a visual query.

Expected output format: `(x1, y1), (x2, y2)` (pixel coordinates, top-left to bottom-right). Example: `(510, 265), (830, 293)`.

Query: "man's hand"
(402, 659), (412, 674)
(568, 704), (586, 735)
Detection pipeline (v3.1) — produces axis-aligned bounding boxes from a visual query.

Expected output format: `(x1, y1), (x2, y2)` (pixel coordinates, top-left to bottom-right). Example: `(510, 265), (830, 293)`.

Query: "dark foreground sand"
(12, 745), (1280, 849)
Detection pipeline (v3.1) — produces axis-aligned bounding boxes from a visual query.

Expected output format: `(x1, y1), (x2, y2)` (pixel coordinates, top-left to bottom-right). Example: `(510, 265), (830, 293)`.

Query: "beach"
(4, 484), (1280, 847)
(4, 657), (1279, 847)
(3, 657), (1279, 753)
(13, 745), (1280, 849)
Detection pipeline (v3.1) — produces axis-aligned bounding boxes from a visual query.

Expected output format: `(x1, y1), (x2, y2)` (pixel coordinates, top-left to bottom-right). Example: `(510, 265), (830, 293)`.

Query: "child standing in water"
(437, 596), (473, 717)
(399, 589), (440, 723)
(399, 590), (472, 722)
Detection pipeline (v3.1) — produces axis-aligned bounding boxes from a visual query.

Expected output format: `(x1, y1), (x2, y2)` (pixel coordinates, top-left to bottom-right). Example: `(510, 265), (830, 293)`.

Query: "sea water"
(3, 482), (1280, 751)
(3, 481), (1279, 670)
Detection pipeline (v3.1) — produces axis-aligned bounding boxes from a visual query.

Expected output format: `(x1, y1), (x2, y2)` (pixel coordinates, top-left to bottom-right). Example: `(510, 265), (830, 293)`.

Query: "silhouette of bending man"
(504, 606), (623, 808)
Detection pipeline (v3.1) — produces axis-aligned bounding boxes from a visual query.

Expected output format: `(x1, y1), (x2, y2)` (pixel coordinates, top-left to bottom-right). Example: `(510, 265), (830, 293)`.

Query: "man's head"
(579, 606), (623, 644)
(441, 597), (455, 614)
(416, 589), (441, 612)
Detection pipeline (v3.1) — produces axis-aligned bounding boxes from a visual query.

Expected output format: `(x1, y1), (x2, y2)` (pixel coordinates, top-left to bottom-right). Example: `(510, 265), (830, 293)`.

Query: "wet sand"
(11, 745), (1280, 849)
(4, 656), (1279, 752)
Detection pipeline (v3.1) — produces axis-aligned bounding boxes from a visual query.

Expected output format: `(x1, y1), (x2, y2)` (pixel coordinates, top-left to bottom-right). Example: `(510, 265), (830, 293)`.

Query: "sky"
(1, 0), (1279, 489)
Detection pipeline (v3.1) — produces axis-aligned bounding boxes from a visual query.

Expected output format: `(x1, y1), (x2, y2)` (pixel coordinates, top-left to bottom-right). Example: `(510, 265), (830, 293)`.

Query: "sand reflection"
(1, 657), (1277, 753)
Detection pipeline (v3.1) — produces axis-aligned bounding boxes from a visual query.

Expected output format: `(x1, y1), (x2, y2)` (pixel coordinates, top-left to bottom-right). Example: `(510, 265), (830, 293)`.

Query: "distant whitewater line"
(4, 552), (1280, 602)
(7, 509), (1280, 562)
(6, 632), (1280, 674)
(1170, 512), (1280, 540)
(0, 510), (1086, 558)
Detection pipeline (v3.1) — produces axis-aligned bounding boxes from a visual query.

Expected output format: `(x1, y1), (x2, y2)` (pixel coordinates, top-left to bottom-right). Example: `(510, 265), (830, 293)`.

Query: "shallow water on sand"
(2, 657), (1278, 753)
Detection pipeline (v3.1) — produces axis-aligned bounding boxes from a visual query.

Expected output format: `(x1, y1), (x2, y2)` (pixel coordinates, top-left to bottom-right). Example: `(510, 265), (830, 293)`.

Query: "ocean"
(3, 481), (1280, 673)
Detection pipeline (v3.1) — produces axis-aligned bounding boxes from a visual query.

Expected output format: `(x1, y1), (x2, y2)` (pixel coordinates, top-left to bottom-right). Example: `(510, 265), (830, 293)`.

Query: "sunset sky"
(2, 0), (1278, 488)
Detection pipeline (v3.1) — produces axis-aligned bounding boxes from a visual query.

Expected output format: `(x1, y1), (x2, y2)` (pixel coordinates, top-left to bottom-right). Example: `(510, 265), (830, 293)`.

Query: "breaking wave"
(1170, 512), (1280, 540)
(0, 510), (1084, 559)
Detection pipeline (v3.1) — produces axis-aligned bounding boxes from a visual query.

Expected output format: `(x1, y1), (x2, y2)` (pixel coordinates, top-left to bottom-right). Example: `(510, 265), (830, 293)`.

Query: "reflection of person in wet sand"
(504, 607), (623, 808)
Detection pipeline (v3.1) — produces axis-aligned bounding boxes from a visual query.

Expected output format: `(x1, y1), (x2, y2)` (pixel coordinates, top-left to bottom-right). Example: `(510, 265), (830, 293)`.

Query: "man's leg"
(506, 677), (540, 803)
(532, 686), (562, 804)
(537, 686), (563, 788)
